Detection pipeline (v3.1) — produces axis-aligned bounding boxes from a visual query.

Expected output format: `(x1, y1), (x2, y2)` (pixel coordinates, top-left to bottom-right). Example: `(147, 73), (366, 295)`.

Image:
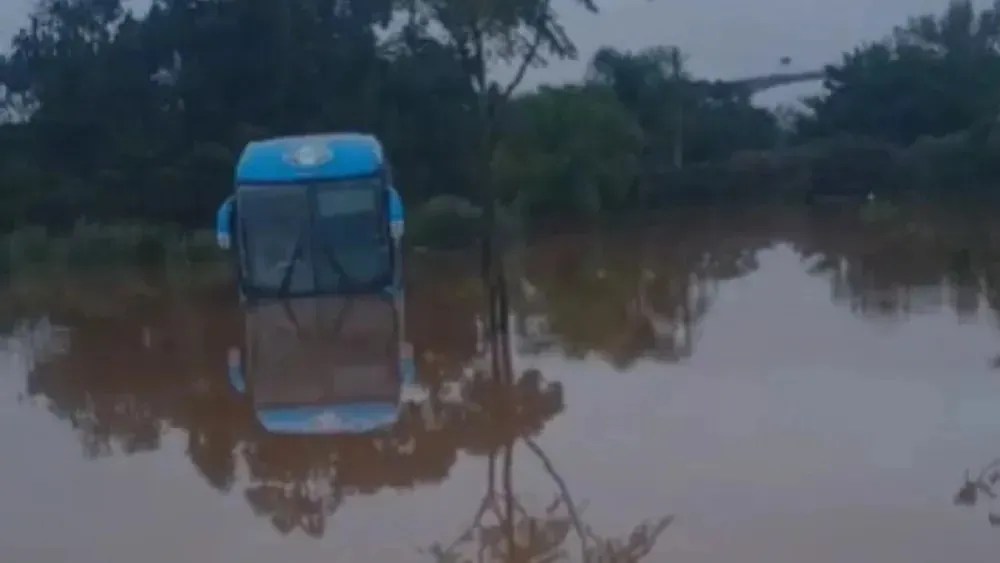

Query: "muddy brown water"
(3, 204), (1000, 562)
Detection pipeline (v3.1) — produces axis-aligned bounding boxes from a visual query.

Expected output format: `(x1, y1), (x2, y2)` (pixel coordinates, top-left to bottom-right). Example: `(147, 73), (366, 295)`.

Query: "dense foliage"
(2, 0), (1000, 238)
(800, 0), (1000, 146)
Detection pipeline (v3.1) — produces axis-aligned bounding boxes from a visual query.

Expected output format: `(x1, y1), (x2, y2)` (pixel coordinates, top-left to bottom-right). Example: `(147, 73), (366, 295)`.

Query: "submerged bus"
(217, 133), (419, 435)
(216, 133), (404, 299)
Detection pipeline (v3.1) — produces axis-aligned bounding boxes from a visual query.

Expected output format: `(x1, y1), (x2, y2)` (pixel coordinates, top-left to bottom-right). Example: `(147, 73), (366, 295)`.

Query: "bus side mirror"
(216, 196), (235, 250)
(388, 186), (404, 240)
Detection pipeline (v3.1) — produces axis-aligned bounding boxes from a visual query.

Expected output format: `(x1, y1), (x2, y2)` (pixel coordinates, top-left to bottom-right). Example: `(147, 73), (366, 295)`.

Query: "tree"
(379, 28), (479, 203)
(493, 85), (642, 219)
(589, 46), (688, 171)
(408, 0), (599, 210)
(588, 46), (778, 175)
(800, 0), (1000, 145)
(0, 0), (410, 225)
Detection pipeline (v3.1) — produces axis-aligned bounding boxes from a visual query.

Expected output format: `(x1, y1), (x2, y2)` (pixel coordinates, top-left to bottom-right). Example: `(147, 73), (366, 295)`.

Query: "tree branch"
(470, 19), (487, 95)
(523, 437), (594, 555)
(430, 454), (499, 560)
(500, 25), (546, 102)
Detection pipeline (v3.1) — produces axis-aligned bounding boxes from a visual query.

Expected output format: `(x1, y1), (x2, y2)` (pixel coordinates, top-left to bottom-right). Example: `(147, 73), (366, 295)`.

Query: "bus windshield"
(237, 177), (391, 297)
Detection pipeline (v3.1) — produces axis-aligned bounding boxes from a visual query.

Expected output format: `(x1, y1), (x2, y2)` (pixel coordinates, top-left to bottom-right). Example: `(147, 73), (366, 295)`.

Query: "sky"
(0, 0), (990, 106)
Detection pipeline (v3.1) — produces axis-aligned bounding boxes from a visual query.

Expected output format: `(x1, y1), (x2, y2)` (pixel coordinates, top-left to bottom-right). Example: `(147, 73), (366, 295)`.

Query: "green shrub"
(409, 195), (484, 249)
(170, 230), (224, 265)
(801, 135), (901, 197)
(5, 226), (53, 268)
(0, 221), (223, 275)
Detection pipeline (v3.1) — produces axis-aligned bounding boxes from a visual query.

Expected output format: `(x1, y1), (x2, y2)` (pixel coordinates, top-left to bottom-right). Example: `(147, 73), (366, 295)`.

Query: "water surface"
(3, 204), (1000, 562)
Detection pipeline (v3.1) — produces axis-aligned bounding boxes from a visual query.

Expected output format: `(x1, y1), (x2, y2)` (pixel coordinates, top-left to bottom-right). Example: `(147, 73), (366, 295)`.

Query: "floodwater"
(4, 204), (1000, 562)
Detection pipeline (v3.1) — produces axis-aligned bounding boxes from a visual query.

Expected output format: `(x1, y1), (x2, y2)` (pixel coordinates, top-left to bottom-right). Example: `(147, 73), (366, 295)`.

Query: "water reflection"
(794, 205), (1000, 322)
(18, 205), (1000, 380)
(425, 437), (672, 562)
(1, 317), (69, 385)
(11, 204), (1000, 559)
(956, 459), (1000, 528)
(17, 270), (571, 541)
(227, 291), (418, 435)
(425, 254), (671, 561)
(510, 215), (769, 368)
(508, 204), (1000, 367)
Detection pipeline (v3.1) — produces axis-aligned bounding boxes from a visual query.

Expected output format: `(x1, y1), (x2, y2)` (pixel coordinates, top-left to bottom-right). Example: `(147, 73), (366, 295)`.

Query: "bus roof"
(236, 132), (385, 184)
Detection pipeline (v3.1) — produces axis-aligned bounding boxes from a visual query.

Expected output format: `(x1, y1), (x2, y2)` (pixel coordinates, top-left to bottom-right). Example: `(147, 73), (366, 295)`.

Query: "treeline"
(1, 0), (1000, 234)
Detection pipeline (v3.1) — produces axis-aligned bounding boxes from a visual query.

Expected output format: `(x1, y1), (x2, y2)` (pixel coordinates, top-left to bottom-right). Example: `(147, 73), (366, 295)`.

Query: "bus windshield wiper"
(278, 227), (308, 296)
(319, 242), (366, 290)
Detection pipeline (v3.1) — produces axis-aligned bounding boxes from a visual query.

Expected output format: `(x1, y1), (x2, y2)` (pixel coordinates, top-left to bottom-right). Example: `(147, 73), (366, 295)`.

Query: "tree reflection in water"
(509, 212), (769, 369)
(956, 458), (1000, 528)
(424, 249), (672, 562)
(224, 270), (569, 537)
(13, 265), (572, 539)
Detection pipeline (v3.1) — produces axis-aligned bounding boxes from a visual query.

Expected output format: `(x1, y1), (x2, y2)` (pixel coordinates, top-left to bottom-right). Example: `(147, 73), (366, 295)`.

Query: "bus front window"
(238, 184), (314, 295)
(313, 177), (391, 293)
(236, 177), (391, 297)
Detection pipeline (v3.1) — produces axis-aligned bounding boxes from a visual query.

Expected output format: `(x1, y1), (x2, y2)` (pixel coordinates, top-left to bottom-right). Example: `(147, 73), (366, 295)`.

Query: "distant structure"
(727, 70), (825, 95)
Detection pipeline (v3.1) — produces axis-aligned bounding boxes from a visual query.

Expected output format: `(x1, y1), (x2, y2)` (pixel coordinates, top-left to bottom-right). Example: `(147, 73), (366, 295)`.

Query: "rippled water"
(3, 204), (1000, 562)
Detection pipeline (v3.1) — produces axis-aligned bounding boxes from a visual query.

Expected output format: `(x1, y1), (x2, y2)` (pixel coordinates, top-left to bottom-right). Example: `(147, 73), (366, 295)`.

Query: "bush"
(409, 195), (484, 249)
(648, 135), (907, 204)
(495, 85), (643, 220)
(898, 130), (992, 191)
(801, 135), (901, 197)
(0, 221), (223, 275)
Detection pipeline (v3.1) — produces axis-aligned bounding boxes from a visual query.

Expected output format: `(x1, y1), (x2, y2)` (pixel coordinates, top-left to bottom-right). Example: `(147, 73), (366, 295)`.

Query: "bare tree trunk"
(502, 443), (516, 560)
(672, 103), (683, 170)
(670, 47), (684, 170)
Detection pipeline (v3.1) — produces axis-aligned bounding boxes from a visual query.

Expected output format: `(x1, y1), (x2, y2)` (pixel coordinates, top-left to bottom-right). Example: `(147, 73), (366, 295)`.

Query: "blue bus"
(216, 133), (404, 300)
(217, 133), (418, 435)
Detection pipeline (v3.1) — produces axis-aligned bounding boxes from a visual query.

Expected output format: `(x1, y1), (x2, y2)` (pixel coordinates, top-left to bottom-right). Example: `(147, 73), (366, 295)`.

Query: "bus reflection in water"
(226, 290), (421, 436)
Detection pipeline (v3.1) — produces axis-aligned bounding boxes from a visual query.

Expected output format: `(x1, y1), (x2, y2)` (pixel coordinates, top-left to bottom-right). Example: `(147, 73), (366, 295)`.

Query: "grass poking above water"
(0, 221), (225, 276)
(0, 204), (503, 281)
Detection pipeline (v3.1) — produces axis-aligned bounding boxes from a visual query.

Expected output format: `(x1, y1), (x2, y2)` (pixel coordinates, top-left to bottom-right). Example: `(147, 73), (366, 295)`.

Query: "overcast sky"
(0, 0), (988, 106)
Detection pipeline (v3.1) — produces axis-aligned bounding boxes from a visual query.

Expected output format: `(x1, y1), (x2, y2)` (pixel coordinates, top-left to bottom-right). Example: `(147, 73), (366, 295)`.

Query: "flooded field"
(4, 204), (1000, 562)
